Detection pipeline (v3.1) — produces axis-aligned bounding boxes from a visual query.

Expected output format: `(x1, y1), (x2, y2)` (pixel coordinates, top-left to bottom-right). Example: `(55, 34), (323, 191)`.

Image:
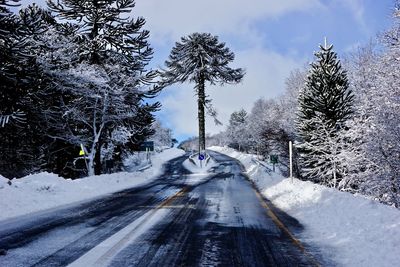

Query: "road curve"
(0, 151), (321, 267)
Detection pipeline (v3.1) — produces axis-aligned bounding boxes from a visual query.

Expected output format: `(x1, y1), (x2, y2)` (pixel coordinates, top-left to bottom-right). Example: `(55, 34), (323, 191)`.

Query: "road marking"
(252, 184), (321, 267)
(68, 186), (189, 267)
(139, 204), (195, 209)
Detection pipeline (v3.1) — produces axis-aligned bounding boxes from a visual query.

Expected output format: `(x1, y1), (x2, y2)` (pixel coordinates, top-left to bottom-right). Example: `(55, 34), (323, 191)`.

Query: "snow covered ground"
(209, 146), (400, 267)
(0, 148), (185, 221)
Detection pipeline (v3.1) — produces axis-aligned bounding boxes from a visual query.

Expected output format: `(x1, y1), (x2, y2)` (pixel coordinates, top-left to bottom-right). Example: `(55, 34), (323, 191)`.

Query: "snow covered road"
(0, 151), (320, 266)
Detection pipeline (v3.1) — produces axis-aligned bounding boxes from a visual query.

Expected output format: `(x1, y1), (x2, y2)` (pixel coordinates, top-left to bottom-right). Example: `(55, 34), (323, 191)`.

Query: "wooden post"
(81, 144), (89, 175)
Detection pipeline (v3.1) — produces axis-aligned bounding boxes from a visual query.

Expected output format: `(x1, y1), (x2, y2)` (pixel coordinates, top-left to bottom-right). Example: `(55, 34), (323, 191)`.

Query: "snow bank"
(0, 148), (185, 221)
(209, 146), (400, 267)
(0, 175), (10, 189)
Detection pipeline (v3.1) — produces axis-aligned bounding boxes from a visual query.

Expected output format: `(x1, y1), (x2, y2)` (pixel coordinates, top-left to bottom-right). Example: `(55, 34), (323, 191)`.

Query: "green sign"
(270, 155), (278, 164)
(140, 141), (154, 152)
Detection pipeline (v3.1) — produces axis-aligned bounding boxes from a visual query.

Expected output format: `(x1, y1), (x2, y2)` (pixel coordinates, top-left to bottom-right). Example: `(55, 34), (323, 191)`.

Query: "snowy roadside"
(209, 146), (400, 267)
(0, 148), (185, 222)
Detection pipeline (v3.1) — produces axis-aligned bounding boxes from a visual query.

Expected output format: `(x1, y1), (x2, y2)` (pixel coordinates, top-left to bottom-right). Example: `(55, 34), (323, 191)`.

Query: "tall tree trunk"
(197, 76), (206, 153)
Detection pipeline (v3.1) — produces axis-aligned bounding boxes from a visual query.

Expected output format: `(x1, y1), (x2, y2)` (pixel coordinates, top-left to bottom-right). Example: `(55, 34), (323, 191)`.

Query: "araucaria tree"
(45, 0), (160, 176)
(0, 1), (48, 177)
(297, 42), (354, 187)
(161, 33), (244, 154)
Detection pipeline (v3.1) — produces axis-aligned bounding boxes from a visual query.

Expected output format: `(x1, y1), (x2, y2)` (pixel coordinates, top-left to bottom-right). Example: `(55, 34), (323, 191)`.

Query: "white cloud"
(133, 0), (318, 137)
(134, 0), (322, 44)
(158, 47), (301, 136)
(22, 0), (365, 139)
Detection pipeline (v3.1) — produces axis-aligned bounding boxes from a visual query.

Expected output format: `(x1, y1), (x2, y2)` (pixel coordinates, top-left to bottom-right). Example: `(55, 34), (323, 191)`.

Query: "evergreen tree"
(160, 33), (244, 155)
(0, 0), (25, 123)
(297, 41), (354, 186)
(46, 0), (160, 175)
(0, 2), (51, 177)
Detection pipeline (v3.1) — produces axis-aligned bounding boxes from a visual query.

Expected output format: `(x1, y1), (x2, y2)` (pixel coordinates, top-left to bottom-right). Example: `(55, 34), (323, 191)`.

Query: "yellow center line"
(156, 186), (189, 209)
(94, 186), (190, 265)
(251, 182), (321, 267)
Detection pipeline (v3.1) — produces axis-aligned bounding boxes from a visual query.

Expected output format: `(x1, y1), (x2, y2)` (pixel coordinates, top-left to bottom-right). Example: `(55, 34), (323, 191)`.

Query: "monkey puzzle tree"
(161, 33), (244, 155)
(297, 41), (354, 186)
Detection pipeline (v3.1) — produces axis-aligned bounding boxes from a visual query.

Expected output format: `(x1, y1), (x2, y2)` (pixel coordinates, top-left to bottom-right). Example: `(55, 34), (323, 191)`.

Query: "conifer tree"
(160, 33), (244, 155)
(297, 41), (354, 186)
(46, 0), (160, 175)
(0, 0), (24, 118)
(0, 2), (51, 177)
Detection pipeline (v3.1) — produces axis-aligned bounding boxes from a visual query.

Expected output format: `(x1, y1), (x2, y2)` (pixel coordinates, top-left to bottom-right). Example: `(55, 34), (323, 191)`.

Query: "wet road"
(0, 151), (319, 266)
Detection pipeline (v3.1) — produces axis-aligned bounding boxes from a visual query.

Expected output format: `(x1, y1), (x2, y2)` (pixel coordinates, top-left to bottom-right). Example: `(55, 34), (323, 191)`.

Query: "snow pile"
(0, 148), (185, 221)
(180, 156), (218, 186)
(209, 146), (400, 267)
(182, 157), (217, 174)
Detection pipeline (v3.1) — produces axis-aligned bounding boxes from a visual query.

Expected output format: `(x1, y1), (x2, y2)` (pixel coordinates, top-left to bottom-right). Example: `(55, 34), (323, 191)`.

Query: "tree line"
(1, 0), (244, 179)
(204, 2), (400, 207)
(0, 0), (167, 178)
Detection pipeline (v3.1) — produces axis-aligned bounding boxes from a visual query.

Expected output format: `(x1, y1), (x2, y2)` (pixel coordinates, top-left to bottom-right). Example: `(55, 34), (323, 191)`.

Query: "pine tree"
(160, 33), (244, 155)
(297, 41), (354, 186)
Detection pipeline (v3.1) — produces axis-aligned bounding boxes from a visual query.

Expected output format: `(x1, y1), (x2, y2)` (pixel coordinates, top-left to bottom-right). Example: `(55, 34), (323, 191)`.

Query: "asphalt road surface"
(0, 151), (321, 267)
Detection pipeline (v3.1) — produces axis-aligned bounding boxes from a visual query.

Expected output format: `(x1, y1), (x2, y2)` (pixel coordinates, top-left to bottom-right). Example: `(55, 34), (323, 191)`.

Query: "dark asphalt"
(0, 151), (321, 267)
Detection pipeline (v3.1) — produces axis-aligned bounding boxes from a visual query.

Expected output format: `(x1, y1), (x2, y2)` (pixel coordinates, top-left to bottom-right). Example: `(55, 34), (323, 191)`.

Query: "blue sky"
(19, 0), (395, 142)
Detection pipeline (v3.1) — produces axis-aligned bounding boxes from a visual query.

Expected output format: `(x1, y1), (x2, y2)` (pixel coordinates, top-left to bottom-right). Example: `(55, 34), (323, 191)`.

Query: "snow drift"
(0, 148), (185, 221)
(209, 146), (400, 267)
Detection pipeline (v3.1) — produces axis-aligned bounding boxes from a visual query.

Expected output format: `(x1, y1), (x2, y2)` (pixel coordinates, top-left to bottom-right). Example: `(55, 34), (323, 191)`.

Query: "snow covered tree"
(297, 41), (354, 186)
(0, 2), (47, 115)
(244, 99), (279, 155)
(0, 0), (25, 122)
(227, 109), (250, 152)
(335, 3), (400, 207)
(280, 69), (306, 136)
(45, 0), (160, 175)
(0, 3), (52, 177)
(0, 1), (21, 95)
(345, 41), (400, 206)
(297, 117), (347, 187)
(149, 120), (173, 149)
(160, 33), (244, 154)
(0, 111), (25, 127)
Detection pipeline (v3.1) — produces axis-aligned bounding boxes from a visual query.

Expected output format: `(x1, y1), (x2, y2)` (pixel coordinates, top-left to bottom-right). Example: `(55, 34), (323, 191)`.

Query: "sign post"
(80, 144), (89, 175)
(198, 153), (205, 168)
(270, 155), (278, 172)
(140, 141), (154, 163)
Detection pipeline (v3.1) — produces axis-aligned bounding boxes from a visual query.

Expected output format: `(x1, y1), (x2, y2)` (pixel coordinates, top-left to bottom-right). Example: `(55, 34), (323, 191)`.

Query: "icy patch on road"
(209, 146), (400, 267)
(0, 223), (96, 266)
(68, 209), (169, 267)
(201, 175), (278, 230)
(0, 148), (185, 221)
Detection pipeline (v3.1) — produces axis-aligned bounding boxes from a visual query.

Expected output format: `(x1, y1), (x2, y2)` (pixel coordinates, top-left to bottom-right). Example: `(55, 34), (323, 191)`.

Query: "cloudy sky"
(20, 0), (394, 141)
